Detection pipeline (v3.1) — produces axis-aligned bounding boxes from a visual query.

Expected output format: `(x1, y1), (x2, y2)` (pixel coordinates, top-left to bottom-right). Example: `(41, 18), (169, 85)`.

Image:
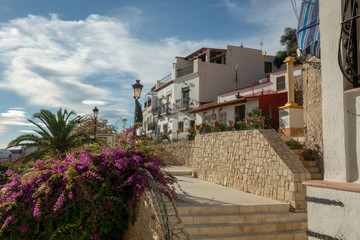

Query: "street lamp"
(132, 79), (143, 124)
(93, 106), (99, 141)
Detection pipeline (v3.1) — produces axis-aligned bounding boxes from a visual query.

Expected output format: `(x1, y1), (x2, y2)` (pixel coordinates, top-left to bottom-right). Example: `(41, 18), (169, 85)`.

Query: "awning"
(297, 0), (320, 58)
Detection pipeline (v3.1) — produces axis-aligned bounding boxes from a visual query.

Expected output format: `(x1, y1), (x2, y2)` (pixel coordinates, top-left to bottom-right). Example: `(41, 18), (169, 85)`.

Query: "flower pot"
(246, 119), (252, 126)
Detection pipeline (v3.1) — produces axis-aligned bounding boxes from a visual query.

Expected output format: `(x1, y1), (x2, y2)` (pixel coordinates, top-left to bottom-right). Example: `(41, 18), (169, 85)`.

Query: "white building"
(188, 65), (302, 130)
(0, 149), (11, 162)
(143, 45), (275, 140)
(304, 1), (360, 239)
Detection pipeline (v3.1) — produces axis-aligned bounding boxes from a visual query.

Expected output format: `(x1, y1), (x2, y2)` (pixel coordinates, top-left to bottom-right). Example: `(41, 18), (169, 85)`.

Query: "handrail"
(142, 169), (170, 240)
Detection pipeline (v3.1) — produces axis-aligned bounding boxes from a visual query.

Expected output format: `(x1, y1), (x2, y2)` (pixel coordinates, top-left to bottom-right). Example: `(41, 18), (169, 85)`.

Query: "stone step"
(181, 211), (307, 225)
(306, 166), (321, 173)
(185, 220), (307, 236)
(311, 173), (323, 180)
(301, 160), (317, 167)
(168, 170), (192, 176)
(191, 230), (307, 240)
(166, 166), (193, 176)
(177, 204), (290, 215)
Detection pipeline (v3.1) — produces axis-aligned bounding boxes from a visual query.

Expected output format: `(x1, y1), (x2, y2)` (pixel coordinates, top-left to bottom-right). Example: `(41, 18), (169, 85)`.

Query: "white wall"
(320, 0), (348, 182)
(218, 65), (302, 103)
(306, 1), (360, 239)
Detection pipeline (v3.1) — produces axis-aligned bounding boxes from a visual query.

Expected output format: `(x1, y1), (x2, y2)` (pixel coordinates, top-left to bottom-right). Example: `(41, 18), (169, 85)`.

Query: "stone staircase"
(177, 204), (307, 240)
(167, 166), (308, 240)
(292, 149), (323, 180)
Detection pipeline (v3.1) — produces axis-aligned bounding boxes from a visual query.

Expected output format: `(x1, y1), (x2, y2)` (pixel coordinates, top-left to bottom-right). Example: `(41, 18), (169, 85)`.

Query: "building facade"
(188, 65), (302, 130)
(143, 45), (275, 140)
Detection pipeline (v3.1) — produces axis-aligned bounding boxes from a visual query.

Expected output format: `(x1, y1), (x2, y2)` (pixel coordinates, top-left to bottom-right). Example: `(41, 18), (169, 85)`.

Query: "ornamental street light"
(93, 106), (99, 141)
(132, 79), (143, 124)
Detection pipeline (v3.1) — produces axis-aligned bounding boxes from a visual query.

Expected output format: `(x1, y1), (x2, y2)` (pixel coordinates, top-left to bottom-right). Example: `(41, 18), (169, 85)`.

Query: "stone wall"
(294, 74), (304, 106)
(161, 139), (193, 166)
(163, 130), (311, 212)
(302, 56), (323, 170)
(123, 188), (190, 240)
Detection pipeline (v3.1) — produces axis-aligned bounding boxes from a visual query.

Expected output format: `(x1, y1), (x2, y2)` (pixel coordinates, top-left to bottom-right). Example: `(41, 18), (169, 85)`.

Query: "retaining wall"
(163, 129), (311, 212)
(123, 188), (190, 240)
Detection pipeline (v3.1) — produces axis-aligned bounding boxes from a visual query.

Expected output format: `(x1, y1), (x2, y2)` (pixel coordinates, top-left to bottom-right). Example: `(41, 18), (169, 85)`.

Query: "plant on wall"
(248, 108), (272, 129)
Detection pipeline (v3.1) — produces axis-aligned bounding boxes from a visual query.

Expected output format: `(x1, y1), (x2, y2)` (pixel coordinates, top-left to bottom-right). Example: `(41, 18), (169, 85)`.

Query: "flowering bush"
(0, 127), (174, 239)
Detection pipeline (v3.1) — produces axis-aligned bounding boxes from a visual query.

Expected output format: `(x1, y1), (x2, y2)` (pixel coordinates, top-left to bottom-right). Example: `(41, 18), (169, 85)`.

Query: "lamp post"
(93, 107), (99, 142)
(132, 79), (143, 124)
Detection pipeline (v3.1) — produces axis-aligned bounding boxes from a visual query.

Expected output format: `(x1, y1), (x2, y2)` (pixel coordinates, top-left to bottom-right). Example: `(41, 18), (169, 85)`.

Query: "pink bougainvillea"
(0, 127), (174, 239)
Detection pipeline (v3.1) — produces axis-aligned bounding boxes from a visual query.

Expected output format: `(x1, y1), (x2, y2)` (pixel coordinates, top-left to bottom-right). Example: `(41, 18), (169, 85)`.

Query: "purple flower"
(53, 193), (65, 213)
(19, 224), (28, 233)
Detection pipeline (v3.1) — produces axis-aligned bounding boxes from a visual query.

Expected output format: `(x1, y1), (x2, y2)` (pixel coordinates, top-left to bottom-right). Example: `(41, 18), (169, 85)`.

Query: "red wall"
(258, 92), (288, 130)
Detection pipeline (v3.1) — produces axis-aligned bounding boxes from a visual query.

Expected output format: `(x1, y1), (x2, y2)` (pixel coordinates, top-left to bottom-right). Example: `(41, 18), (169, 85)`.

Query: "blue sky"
(0, 0), (301, 149)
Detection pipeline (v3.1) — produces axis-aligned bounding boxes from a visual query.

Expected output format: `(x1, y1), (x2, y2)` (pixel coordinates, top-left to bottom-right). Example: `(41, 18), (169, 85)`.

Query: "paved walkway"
(166, 165), (286, 207)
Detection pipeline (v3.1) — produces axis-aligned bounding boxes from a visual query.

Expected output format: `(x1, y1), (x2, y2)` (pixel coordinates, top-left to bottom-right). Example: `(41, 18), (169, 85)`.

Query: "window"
(265, 62), (272, 73)
(182, 88), (189, 100)
(219, 112), (227, 124)
(276, 76), (286, 91)
(178, 122), (184, 131)
(235, 105), (245, 122)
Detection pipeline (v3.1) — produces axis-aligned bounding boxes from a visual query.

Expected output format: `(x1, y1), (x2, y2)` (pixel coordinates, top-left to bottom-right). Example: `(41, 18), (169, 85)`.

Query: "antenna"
(260, 39), (264, 51)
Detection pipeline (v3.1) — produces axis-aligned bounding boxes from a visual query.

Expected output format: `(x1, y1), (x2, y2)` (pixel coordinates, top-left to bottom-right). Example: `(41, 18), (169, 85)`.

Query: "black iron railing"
(339, 0), (360, 88)
(160, 103), (170, 115)
(142, 169), (170, 240)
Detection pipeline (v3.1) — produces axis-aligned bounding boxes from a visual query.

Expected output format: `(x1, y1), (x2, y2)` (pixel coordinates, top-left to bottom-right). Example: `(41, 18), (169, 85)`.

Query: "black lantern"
(132, 80), (143, 124)
(132, 79), (143, 100)
(93, 106), (99, 141)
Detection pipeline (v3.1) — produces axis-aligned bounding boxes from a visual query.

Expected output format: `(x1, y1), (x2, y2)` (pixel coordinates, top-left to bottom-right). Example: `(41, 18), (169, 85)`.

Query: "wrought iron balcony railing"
(175, 99), (190, 110)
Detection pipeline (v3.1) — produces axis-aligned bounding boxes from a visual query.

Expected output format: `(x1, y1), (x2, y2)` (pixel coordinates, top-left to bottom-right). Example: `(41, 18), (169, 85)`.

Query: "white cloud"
(2, 121), (33, 126)
(0, 109), (29, 134)
(82, 100), (108, 106)
(0, 14), (221, 120)
(19, 130), (35, 133)
(0, 109), (26, 118)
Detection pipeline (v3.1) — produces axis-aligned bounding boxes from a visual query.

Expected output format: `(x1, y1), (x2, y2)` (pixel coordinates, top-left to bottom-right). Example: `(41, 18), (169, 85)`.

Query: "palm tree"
(7, 108), (92, 162)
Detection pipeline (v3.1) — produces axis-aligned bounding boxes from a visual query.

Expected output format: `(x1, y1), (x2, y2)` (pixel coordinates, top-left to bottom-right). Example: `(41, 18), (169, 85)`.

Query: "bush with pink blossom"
(0, 127), (174, 239)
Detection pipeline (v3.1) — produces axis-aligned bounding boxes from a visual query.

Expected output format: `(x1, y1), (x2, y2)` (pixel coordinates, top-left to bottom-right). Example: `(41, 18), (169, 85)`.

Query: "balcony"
(160, 103), (170, 115)
(177, 65), (193, 78)
(147, 123), (156, 131)
(176, 99), (190, 110)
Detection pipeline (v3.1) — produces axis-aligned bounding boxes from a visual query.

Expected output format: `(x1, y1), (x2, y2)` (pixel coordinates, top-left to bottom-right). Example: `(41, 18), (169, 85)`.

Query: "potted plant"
(246, 112), (252, 126)
(228, 120), (234, 127)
